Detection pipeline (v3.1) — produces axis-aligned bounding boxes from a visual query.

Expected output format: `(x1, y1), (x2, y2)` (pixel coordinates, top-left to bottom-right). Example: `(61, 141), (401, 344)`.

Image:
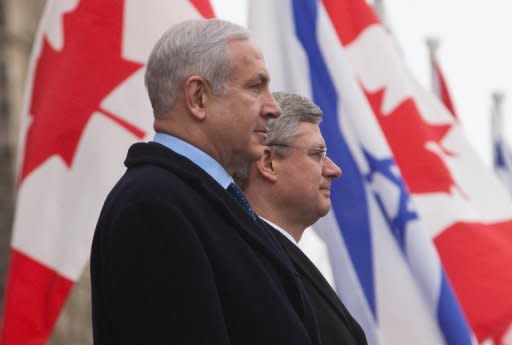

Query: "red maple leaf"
(20, 0), (145, 183)
(364, 87), (460, 195)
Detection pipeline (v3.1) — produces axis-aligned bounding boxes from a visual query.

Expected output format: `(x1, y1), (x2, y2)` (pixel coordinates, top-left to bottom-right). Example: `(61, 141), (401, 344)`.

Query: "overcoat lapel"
(268, 224), (358, 328)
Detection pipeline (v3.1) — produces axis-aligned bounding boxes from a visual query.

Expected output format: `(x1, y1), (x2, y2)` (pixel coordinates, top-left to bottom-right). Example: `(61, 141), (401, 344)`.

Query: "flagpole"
(490, 91), (512, 195)
(491, 91), (505, 141)
(426, 37), (440, 96)
(491, 91), (505, 173)
(373, 0), (390, 28)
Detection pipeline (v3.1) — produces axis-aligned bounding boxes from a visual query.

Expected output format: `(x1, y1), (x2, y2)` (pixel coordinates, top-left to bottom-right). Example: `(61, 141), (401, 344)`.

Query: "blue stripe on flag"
(292, 0), (376, 318)
(438, 272), (474, 345)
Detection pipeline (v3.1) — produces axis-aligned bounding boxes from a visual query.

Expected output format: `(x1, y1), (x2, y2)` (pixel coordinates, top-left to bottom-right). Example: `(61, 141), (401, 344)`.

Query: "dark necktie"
(227, 183), (257, 220)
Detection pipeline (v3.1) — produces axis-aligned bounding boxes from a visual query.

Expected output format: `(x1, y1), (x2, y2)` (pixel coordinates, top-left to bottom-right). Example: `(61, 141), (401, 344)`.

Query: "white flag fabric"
(0, 1), (214, 344)
(249, 1), (512, 344)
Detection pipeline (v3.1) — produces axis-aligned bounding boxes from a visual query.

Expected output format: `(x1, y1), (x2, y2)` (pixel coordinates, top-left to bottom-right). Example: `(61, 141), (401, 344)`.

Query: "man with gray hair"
(236, 92), (368, 345)
(91, 20), (321, 345)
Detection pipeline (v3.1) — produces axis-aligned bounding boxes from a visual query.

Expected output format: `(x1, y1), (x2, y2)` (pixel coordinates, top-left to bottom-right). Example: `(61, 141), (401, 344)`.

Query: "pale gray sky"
(211, 0), (512, 166)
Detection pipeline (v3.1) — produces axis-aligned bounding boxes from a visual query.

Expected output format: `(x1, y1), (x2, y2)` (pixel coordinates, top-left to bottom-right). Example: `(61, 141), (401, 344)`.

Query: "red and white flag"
(0, 1), (214, 344)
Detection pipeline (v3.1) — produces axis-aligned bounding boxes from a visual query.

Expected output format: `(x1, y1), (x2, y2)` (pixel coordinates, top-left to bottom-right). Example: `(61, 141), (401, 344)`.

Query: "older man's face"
(206, 39), (281, 172)
(275, 122), (342, 224)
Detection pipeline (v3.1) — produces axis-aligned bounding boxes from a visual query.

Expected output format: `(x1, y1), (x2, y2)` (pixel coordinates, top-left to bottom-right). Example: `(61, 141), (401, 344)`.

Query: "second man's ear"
(184, 76), (209, 121)
(256, 147), (278, 182)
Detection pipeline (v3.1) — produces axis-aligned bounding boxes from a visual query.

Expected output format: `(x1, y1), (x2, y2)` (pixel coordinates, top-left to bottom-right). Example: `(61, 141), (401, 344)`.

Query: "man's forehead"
(293, 123), (325, 145)
(228, 38), (263, 59)
(229, 42), (270, 81)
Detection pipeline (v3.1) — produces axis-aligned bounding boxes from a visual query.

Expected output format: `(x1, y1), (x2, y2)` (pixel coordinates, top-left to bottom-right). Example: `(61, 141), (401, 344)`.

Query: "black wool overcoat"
(90, 142), (321, 345)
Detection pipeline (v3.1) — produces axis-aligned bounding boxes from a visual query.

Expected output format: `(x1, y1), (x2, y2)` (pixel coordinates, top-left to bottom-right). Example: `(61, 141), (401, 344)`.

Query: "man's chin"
(248, 145), (265, 161)
(319, 203), (331, 217)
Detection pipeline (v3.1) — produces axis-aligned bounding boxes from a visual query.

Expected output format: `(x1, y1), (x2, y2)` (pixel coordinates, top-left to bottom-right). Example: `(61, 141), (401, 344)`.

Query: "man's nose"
(323, 156), (342, 178)
(262, 91), (281, 119)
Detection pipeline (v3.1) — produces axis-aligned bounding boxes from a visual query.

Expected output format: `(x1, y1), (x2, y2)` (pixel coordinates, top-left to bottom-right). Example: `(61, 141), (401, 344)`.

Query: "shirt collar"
(153, 132), (232, 189)
(260, 216), (299, 246)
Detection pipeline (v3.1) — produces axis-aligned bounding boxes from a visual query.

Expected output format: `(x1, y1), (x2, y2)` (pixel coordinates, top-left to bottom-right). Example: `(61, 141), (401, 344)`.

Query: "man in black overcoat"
(91, 19), (321, 345)
(236, 92), (368, 345)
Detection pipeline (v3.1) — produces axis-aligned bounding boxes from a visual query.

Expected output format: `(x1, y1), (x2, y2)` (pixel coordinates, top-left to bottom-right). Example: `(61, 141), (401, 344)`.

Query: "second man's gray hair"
(265, 92), (323, 158)
(145, 19), (249, 118)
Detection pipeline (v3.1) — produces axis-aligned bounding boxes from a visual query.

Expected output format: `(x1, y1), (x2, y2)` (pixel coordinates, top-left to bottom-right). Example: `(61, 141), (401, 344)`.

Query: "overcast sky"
(210, 0), (512, 167)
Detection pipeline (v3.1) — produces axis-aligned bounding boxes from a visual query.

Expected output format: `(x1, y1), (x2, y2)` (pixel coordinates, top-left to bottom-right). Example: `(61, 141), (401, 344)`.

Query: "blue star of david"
(363, 149), (418, 250)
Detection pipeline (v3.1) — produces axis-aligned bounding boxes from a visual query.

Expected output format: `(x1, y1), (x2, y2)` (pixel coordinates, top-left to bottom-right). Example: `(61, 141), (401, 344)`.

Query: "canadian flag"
(0, 1), (214, 344)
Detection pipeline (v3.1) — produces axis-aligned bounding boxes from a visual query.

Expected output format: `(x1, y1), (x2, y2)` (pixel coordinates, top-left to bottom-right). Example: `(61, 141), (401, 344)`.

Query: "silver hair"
(234, 92), (323, 189)
(144, 19), (249, 118)
(265, 92), (323, 158)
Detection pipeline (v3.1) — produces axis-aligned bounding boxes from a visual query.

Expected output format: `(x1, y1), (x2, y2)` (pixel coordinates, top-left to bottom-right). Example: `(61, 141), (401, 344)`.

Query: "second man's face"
(276, 122), (342, 223)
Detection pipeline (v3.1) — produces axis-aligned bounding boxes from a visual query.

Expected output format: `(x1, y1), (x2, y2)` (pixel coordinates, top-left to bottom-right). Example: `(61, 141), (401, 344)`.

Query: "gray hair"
(265, 92), (323, 158)
(144, 19), (249, 118)
(234, 92), (323, 189)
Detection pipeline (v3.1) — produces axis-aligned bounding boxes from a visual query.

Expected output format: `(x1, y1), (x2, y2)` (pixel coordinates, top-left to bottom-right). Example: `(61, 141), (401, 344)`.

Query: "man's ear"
(184, 76), (209, 121)
(256, 147), (278, 182)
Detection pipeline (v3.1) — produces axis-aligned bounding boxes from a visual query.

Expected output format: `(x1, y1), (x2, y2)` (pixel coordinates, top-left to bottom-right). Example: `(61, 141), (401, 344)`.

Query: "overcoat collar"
(268, 223), (355, 326)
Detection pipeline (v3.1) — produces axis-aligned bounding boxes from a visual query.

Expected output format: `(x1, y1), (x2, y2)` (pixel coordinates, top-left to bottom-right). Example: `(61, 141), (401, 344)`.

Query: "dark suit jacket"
(91, 142), (320, 345)
(262, 222), (368, 345)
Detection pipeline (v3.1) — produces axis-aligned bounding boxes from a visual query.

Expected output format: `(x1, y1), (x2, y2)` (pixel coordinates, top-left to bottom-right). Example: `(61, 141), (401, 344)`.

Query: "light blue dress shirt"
(153, 132), (233, 189)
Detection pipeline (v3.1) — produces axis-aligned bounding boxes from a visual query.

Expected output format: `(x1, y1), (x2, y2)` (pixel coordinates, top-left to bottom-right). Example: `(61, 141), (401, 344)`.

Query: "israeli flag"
(249, 1), (474, 344)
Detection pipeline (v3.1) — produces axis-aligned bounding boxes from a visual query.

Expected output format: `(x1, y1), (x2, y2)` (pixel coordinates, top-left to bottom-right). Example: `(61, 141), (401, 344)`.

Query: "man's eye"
(309, 149), (327, 163)
(313, 152), (323, 160)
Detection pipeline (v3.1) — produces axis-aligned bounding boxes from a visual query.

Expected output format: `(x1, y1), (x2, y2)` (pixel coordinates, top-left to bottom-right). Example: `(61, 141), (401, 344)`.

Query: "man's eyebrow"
(247, 73), (269, 85)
